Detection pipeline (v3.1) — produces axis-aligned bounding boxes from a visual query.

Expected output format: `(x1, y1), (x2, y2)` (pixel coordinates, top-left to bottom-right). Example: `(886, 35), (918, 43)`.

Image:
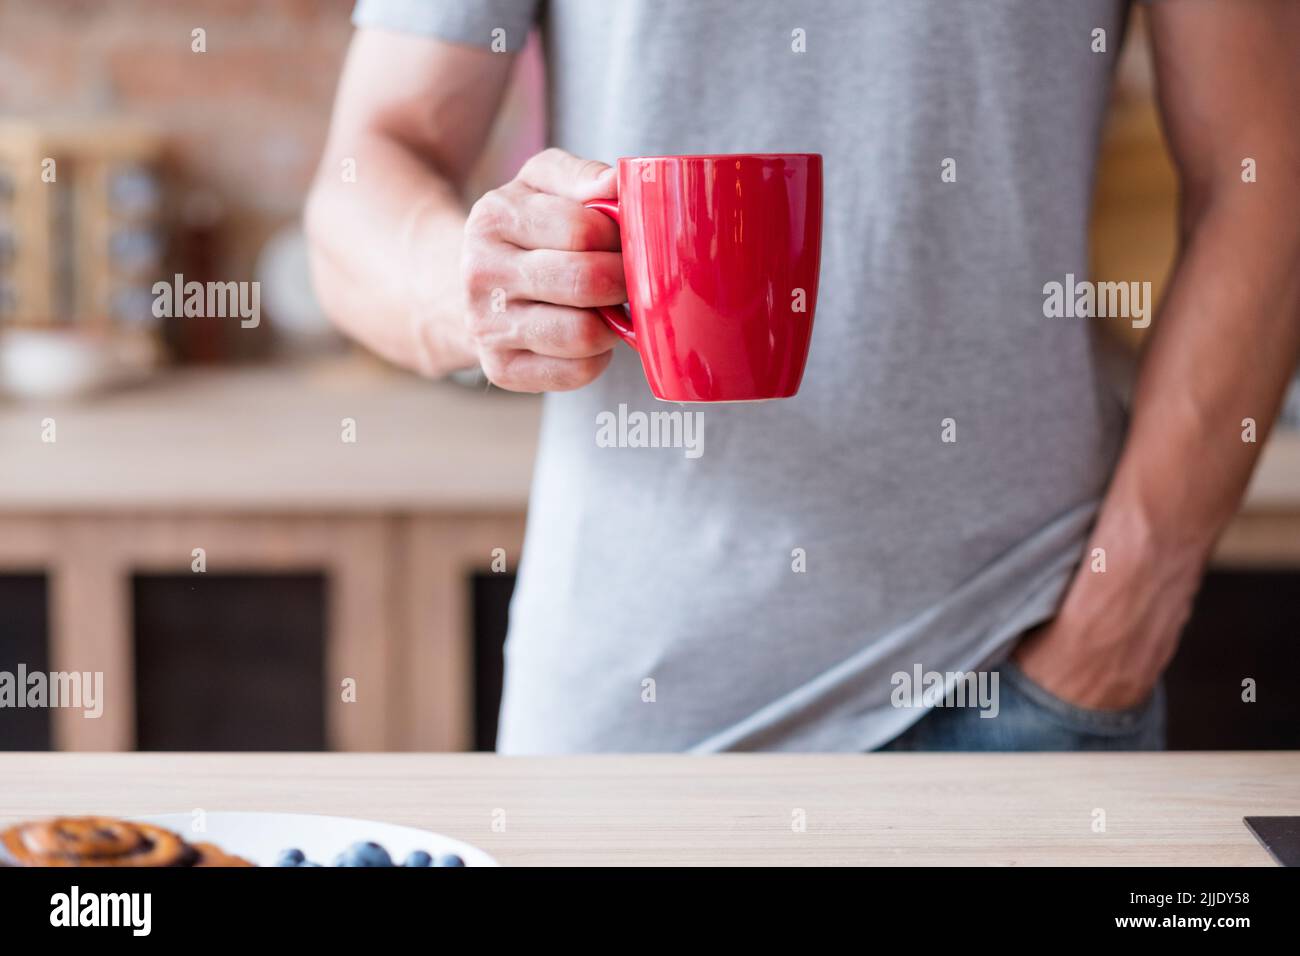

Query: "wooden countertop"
(0, 357), (542, 512)
(1, 356), (1299, 513)
(0, 753), (1293, 865)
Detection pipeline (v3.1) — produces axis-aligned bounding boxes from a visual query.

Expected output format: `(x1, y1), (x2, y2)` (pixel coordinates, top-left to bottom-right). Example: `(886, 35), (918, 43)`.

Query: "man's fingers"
(514, 249), (626, 308)
(517, 147), (616, 203)
(514, 304), (621, 358)
(491, 188), (620, 252)
(481, 348), (613, 393)
(463, 147), (626, 394)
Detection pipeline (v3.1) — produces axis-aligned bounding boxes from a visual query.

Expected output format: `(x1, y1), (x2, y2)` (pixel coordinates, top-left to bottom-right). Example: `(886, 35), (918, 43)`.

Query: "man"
(306, 1), (1300, 752)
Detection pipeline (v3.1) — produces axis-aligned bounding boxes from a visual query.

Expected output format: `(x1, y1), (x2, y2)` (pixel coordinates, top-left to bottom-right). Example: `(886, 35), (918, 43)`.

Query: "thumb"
(516, 147), (615, 202)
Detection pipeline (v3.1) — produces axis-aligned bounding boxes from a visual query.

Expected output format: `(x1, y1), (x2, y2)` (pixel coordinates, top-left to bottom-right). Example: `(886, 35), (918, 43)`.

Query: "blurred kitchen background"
(1, 1), (1297, 753)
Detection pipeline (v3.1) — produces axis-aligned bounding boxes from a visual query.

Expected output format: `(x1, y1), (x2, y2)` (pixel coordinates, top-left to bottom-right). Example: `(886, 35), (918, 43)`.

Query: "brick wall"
(0, 0), (358, 280)
(0, 0), (543, 290)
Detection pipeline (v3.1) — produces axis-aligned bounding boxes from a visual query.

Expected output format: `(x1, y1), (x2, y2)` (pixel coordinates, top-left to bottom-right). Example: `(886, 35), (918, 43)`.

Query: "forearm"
(1016, 188), (1300, 706)
(1087, 188), (1300, 599)
(304, 129), (477, 377)
(998, 1), (1300, 709)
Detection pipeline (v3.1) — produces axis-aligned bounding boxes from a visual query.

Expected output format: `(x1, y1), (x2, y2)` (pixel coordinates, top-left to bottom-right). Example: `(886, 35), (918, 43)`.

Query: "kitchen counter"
(1, 752), (1294, 865)
(0, 356), (542, 512)
(1, 356), (1299, 513)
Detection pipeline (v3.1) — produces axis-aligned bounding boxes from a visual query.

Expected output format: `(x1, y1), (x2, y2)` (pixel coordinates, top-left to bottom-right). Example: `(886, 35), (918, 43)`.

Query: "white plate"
(131, 812), (499, 868)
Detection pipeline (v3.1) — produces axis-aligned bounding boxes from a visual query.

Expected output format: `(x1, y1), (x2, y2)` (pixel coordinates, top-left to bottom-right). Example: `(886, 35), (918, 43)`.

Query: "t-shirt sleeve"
(351, 0), (540, 50)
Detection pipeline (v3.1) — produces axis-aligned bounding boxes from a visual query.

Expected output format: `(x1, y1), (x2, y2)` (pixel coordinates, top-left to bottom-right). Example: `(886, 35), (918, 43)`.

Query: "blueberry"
(436, 853), (465, 868)
(297, 861), (321, 867)
(276, 848), (305, 867)
(403, 850), (433, 868)
(336, 840), (393, 867)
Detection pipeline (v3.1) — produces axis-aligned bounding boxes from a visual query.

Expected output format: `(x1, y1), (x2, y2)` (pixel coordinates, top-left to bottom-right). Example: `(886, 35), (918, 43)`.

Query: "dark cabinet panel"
(133, 573), (327, 751)
(472, 572), (515, 752)
(1166, 569), (1300, 750)
(0, 574), (51, 750)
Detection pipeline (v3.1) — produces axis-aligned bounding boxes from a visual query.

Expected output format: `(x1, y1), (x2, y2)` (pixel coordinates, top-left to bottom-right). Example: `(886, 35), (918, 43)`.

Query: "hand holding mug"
(463, 149), (823, 402)
(461, 148), (628, 392)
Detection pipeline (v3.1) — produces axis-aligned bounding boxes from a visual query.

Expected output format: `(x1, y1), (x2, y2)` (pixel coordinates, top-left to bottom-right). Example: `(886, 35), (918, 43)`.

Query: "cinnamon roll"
(0, 817), (251, 867)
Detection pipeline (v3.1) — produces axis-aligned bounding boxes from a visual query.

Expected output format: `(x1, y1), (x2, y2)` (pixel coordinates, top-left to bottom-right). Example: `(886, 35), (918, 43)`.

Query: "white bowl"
(0, 329), (156, 400)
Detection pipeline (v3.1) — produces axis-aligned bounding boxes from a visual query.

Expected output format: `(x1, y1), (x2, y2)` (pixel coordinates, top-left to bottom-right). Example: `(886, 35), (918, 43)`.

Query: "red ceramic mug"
(584, 153), (822, 402)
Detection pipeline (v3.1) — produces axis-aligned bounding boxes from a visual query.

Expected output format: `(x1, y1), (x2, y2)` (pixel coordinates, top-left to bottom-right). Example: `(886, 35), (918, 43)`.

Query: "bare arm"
(1016, 0), (1300, 707)
(306, 30), (506, 374)
(306, 29), (624, 386)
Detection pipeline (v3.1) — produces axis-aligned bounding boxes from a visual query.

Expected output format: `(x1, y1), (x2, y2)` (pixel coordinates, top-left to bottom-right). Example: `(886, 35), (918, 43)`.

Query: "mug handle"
(582, 198), (637, 349)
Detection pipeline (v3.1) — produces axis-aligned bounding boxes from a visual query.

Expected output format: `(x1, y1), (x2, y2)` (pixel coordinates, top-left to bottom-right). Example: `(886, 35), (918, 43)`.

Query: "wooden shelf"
(2, 355), (1298, 514)
(0, 355), (541, 512)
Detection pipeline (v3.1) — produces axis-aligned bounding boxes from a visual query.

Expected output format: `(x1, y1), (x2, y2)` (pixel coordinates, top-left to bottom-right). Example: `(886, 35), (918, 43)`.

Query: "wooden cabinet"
(0, 359), (535, 752)
(2, 359), (1298, 753)
(0, 510), (524, 752)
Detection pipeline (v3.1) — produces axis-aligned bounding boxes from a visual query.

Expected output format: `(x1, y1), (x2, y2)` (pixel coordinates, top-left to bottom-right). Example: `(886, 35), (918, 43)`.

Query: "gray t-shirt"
(354, 0), (1131, 751)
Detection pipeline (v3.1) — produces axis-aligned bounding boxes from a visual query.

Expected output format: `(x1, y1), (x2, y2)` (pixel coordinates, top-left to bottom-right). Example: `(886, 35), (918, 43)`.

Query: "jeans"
(878, 660), (1166, 751)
